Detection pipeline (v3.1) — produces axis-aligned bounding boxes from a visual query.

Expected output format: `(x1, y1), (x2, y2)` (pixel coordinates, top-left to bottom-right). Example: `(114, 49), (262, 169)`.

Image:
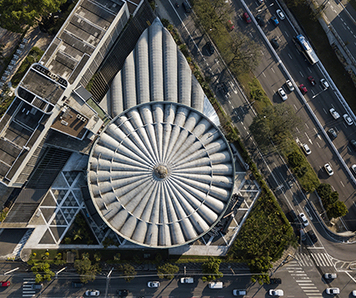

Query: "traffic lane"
(0, 228), (28, 257)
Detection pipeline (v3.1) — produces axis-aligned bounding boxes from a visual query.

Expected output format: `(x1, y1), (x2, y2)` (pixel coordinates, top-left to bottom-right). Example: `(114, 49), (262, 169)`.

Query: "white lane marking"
(288, 53), (293, 59)
(271, 67), (275, 73)
(340, 180), (345, 187)
(299, 71), (304, 77)
(262, 72), (266, 77)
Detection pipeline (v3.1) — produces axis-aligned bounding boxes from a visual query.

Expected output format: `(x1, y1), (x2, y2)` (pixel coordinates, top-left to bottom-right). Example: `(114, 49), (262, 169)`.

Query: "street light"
(312, 88), (327, 98)
(105, 267), (114, 298)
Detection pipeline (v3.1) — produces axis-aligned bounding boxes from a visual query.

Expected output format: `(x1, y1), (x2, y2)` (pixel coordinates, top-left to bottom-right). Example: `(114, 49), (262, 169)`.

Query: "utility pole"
(105, 267), (114, 298)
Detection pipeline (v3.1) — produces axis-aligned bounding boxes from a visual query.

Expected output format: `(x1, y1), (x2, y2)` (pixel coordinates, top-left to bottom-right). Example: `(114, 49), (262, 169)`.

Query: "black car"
(270, 278), (282, 284)
(256, 15), (265, 26)
(270, 38), (279, 49)
(117, 289), (129, 297)
(218, 82), (229, 95)
(307, 230), (318, 243)
(206, 41), (214, 55)
(327, 128), (337, 139)
(182, 1), (191, 13)
(350, 139), (356, 150)
(72, 281), (84, 288)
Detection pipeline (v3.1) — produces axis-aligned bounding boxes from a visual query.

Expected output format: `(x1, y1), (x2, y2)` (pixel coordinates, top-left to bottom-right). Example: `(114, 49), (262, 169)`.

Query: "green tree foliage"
(201, 257), (223, 282)
(157, 263), (179, 280)
(327, 201), (348, 219)
(31, 261), (55, 283)
(122, 264), (137, 282)
(288, 151), (303, 168)
(0, 0), (66, 33)
(316, 183), (332, 200)
(74, 254), (100, 284)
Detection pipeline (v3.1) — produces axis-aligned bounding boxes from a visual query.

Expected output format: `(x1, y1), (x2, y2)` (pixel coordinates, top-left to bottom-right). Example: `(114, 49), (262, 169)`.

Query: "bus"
(293, 34), (319, 65)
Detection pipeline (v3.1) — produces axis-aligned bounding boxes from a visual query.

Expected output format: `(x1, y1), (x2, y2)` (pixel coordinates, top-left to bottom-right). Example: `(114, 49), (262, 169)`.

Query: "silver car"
(276, 9), (285, 20)
(278, 87), (287, 101)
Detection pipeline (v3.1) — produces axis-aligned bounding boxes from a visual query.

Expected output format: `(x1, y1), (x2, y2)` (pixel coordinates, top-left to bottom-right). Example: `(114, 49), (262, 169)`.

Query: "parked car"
(299, 84), (307, 94)
(0, 281), (10, 287)
(302, 143), (311, 155)
(117, 289), (128, 297)
(206, 41), (214, 55)
(271, 15), (279, 26)
(352, 164), (356, 174)
(256, 15), (265, 26)
(307, 76), (316, 85)
(343, 113), (354, 125)
(320, 78), (329, 89)
(147, 281), (160, 288)
(350, 139), (356, 150)
(227, 20), (235, 31)
(329, 108), (340, 119)
(299, 213), (309, 227)
(269, 289), (284, 296)
(324, 273), (337, 280)
(258, 0), (264, 4)
(271, 38), (279, 49)
(71, 281), (84, 288)
(326, 288), (340, 295)
(182, 1), (191, 13)
(307, 230), (318, 243)
(286, 79), (294, 91)
(278, 87), (287, 101)
(232, 289), (247, 296)
(324, 163), (334, 176)
(242, 12), (251, 23)
(270, 278), (282, 284)
(352, 290), (356, 296)
(327, 128), (337, 139)
(180, 277), (194, 283)
(276, 9), (285, 20)
(85, 290), (100, 296)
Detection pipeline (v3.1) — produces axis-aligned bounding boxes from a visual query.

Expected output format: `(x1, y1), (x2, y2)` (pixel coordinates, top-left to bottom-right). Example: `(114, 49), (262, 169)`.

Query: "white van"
(208, 281), (223, 289)
(180, 277), (194, 284)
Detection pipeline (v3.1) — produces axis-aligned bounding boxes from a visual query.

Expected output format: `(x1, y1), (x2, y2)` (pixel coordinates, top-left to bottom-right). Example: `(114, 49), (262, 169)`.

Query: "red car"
(299, 84), (308, 95)
(242, 12), (251, 24)
(1, 281), (10, 287)
(307, 76), (316, 86)
(227, 20), (235, 31)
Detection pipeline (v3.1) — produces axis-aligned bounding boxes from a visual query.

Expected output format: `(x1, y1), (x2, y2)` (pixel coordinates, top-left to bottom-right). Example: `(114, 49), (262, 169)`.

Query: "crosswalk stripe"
(301, 286), (317, 289)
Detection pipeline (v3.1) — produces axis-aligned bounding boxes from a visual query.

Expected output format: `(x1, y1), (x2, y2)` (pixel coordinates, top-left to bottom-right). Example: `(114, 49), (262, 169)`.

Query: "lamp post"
(105, 267), (114, 298)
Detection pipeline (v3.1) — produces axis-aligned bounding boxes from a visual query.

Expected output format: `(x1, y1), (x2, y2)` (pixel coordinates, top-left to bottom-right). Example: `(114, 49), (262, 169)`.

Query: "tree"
(157, 263), (179, 280)
(31, 261), (55, 283)
(316, 183), (332, 200)
(201, 257), (223, 282)
(287, 151), (303, 168)
(122, 264), (137, 282)
(0, 0), (66, 33)
(327, 201), (348, 219)
(74, 254), (100, 284)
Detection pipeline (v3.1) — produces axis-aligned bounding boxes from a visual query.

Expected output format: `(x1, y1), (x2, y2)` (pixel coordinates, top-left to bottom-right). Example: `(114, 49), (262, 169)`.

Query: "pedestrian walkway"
(295, 252), (334, 268)
(22, 278), (36, 297)
(286, 261), (323, 298)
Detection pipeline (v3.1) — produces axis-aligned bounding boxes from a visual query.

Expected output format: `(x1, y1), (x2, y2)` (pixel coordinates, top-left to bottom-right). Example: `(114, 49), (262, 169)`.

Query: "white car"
(299, 213), (309, 227)
(320, 78), (329, 89)
(269, 289), (284, 296)
(276, 9), (285, 20)
(278, 87), (287, 101)
(324, 163), (334, 176)
(326, 288), (340, 295)
(85, 290), (100, 296)
(233, 289), (247, 296)
(352, 164), (356, 174)
(329, 108), (340, 119)
(180, 277), (194, 283)
(302, 143), (311, 155)
(147, 281), (160, 288)
(343, 113), (354, 125)
(286, 80), (294, 91)
(352, 289), (356, 296)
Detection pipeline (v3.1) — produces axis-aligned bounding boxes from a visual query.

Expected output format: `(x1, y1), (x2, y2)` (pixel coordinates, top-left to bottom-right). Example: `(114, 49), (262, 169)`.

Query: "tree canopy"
(0, 0), (66, 33)
(327, 200), (348, 219)
(157, 263), (179, 280)
(201, 257), (223, 282)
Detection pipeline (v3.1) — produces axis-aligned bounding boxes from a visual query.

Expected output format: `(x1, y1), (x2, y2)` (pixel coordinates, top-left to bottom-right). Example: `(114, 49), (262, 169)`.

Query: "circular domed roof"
(88, 102), (235, 248)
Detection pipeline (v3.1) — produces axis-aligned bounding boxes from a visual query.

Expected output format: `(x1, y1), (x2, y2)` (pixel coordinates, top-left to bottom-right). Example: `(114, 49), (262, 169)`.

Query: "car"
(324, 163), (334, 176)
(258, 0), (264, 4)
(32, 283), (43, 290)
(300, 229), (306, 241)
(324, 273), (337, 280)
(0, 281), (10, 287)
(352, 290), (356, 296)
(352, 164), (356, 174)
(269, 289), (284, 296)
(206, 41), (214, 55)
(326, 288), (340, 295)
(307, 230), (318, 243)
(329, 108), (340, 119)
(242, 12), (251, 23)
(271, 15), (279, 26)
(327, 128), (337, 139)
(85, 290), (100, 296)
(71, 281), (84, 288)
(278, 87), (287, 101)
(147, 281), (160, 288)
(182, 1), (191, 13)
(117, 289), (128, 297)
(219, 82), (229, 95)
(270, 278), (282, 284)
(302, 143), (311, 155)
(276, 9), (285, 20)
(320, 78), (329, 89)
(227, 20), (234, 31)
(350, 140), (356, 150)
(286, 80), (294, 91)
(307, 76), (316, 85)
(180, 277), (194, 283)
(343, 113), (354, 125)
(299, 213), (309, 227)
(289, 210), (298, 223)
(270, 38), (279, 49)
(208, 281), (224, 289)
(299, 84), (307, 94)
(256, 15), (266, 26)
(232, 289), (247, 296)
